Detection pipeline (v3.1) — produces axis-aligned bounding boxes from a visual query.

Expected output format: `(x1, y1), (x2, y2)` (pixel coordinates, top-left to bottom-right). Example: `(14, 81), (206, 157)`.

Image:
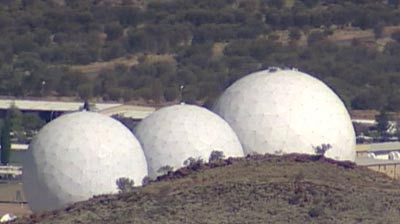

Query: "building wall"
(367, 164), (400, 179)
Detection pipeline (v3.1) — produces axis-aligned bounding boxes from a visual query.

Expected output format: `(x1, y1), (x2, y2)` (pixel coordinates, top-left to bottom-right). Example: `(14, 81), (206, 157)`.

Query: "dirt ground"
(0, 181), (31, 217)
(0, 203), (30, 217)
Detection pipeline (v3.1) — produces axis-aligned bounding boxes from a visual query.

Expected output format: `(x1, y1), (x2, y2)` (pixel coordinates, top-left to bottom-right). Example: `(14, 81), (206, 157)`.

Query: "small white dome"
(135, 104), (244, 178)
(213, 68), (356, 161)
(23, 111), (148, 212)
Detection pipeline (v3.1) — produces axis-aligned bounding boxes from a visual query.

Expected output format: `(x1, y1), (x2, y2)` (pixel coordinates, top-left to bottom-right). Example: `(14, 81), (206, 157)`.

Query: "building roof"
(355, 157), (400, 166)
(0, 99), (121, 111)
(98, 105), (155, 119)
(356, 142), (400, 153)
(0, 99), (155, 119)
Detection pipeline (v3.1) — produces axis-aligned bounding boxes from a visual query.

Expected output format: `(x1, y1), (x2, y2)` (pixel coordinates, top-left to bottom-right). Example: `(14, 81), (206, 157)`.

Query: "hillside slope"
(14, 154), (400, 224)
(2, 1), (400, 110)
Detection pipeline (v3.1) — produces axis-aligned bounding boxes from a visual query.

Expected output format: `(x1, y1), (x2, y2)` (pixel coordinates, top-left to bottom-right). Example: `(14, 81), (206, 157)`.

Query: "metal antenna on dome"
(179, 85), (185, 104)
(267, 66), (280, 73)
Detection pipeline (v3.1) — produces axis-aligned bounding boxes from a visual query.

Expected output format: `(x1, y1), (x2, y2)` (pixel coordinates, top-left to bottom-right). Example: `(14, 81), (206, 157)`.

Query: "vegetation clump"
(0, 112), (11, 165)
(116, 177), (135, 193)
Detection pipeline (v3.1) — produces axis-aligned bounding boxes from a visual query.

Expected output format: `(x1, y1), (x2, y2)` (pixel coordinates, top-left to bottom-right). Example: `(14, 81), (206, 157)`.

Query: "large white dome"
(22, 111), (148, 212)
(213, 68), (356, 161)
(135, 104), (244, 178)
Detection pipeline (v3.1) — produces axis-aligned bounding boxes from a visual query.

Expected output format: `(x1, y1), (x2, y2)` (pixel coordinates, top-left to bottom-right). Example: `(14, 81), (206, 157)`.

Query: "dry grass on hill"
(14, 154), (400, 224)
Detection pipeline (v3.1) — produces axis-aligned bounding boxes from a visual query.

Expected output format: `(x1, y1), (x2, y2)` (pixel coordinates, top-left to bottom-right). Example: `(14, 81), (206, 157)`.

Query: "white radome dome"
(213, 68), (356, 161)
(23, 111), (148, 212)
(135, 104), (244, 178)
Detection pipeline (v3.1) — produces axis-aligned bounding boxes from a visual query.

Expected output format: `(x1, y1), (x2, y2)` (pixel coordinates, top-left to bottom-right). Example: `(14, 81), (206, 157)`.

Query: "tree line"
(0, 0), (399, 110)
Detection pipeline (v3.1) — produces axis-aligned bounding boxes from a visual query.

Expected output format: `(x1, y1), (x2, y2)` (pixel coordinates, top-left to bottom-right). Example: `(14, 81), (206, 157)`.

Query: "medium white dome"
(22, 111), (148, 212)
(213, 68), (356, 161)
(135, 104), (244, 178)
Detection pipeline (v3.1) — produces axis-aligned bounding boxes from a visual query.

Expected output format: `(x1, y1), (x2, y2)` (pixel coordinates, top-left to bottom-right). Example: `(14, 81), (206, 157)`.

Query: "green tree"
(151, 79), (163, 103)
(389, 0), (400, 7)
(22, 113), (45, 131)
(307, 31), (325, 45)
(116, 177), (135, 193)
(373, 22), (385, 38)
(1, 114), (11, 165)
(104, 22), (124, 41)
(184, 157), (204, 170)
(391, 31), (400, 42)
(163, 86), (179, 101)
(268, 0), (284, 9)
(301, 0), (318, 8)
(209, 150), (225, 163)
(376, 110), (390, 140)
(157, 165), (174, 175)
(8, 106), (24, 141)
(313, 143), (331, 157)
(289, 28), (302, 42)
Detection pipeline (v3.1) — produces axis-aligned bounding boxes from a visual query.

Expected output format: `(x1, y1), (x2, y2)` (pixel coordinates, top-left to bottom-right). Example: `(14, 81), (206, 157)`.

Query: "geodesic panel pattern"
(213, 68), (356, 161)
(134, 104), (244, 178)
(22, 111), (148, 212)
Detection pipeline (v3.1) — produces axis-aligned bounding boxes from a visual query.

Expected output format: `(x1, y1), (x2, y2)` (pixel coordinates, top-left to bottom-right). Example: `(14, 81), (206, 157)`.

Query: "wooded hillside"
(1, 0), (400, 110)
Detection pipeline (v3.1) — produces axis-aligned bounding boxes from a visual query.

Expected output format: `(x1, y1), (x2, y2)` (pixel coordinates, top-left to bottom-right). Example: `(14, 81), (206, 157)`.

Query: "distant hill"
(1, 0), (400, 110)
(14, 154), (400, 224)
